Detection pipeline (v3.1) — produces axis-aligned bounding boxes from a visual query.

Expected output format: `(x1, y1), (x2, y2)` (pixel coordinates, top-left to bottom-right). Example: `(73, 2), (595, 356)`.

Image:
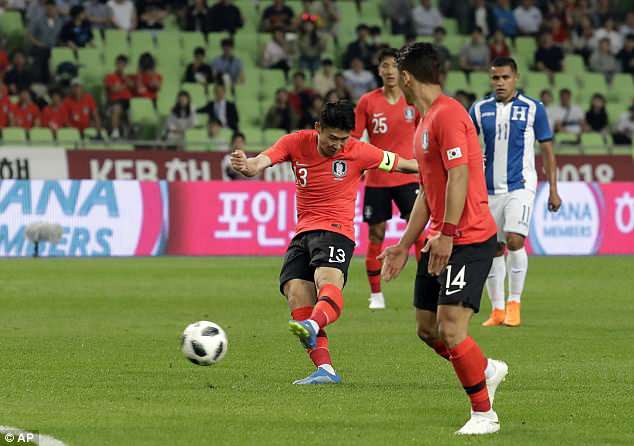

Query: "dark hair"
(231, 131), (245, 143)
(138, 52), (156, 71)
(194, 46), (206, 57)
(378, 48), (398, 64)
(433, 26), (446, 35)
(626, 33), (634, 41)
(397, 42), (441, 85)
(322, 58), (333, 66)
(70, 5), (84, 19)
(293, 71), (306, 80)
(116, 54), (128, 64)
(356, 24), (370, 33)
(473, 26), (483, 34)
(560, 88), (571, 95)
(491, 56), (518, 73)
(221, 38), (234, 48)
(370, 25), (381, 36)
(171, 90), (191, 117)
(319, 100), (355, 131)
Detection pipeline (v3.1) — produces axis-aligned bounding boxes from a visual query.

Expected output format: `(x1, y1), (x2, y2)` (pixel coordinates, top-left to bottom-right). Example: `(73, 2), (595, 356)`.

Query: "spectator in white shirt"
(513, 0), (541, 36)
(613, 106), (634, 145)
(261, 27), (292, 80)
(550, 88), (584, 135)
(411, 0), (443, 37)
(619, 11), (634, 38)
(539, 89), (556, 132)
(591, 17), (623, 54)
(107, 0), (136, 31)
(343, 57), (377, 102)
(589, 37), (619, 82)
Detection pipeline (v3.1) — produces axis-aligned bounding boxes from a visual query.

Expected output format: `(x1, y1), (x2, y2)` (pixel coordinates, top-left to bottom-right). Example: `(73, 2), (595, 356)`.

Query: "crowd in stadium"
(0, 0), (632, 147)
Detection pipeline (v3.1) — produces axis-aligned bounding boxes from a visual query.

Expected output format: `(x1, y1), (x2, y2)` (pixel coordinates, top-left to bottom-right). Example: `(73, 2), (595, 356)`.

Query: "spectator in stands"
(27, 0), (63, 84)
(324, 88), (339, 104)
(489, 29), (511, 60)
(432, 26), (452, 73)
(10, 89), (40, 129)
(333, 72), (352, 101)
(288, 71), (316, 118)
(223, 131), (249, 180)
(617, 34), (634, 75)
(343, 57), (376, 102)
(165, 90), (197, 141)
(549, 16), (569, 47)
(24, 0), (46, 23)
(40, 88), (68, 132)
(613, 105), (634, 145)
(540, 89), (556, 131)
(4, 50), (32, 95)
(206, 117), (229, 151)
(620, 12), (634, 38)
(184, 0), (210, 33)
(470, 0), (493, 37)
(313, 0), (340, 45)
(136, 0), (167, 30)
(590, 37), (619, 82)
(572, 17), (595, 66)
(107, 0), (137, 31)
(299, 94), (323, 129)
(264, 87), (297, 132)
(64, 78), (102, 136)
(184, 47), (214, 86)
(0, 40), (8, 79)
(296, 15), (326, 76)
(342, 24), (374, 69)
(380, 0), (412, 35)
(197, 83), (239, 131)
(459, 26), (490, 73)
(535, 32), (564, 74)
(551, 88), (584, 136)
(104, 54), (134, 139)
(583, 93), (608, 133)
(261, 28), (292, 81)
(260, 0), (294, 33)
(313, 58), (335, 96)
(0, 80), (11, 129)
(60, 5), (95, 49)
(492, 0), (517, 38)
(591, 17), (623, 54)
(85, 0), (113, 32)
(411, 0), (443, 37)
(454, 89), (476, 110)
(513, 0), (541, 36)
(207, 0), (243, 34)
(134, 52), (162, 106)
(211, 38), (245, 86)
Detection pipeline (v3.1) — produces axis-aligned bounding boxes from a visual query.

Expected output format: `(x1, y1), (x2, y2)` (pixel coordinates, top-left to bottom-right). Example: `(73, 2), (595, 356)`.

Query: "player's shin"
(310, 284), (343, 329)
(292, 306), (334, 370)
(486, 255), (506, 310)
(507, 247), (528, 302)
(366, 241), (383, 293)
(449, 337), (491, 413)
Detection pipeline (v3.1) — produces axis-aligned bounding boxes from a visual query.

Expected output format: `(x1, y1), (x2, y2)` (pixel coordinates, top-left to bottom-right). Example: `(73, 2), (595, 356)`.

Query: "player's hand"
(230, 150), (251, 176)
(548, 189), (562, 212)
(377, 244), (409, 282)
(423, 233), (453, 276)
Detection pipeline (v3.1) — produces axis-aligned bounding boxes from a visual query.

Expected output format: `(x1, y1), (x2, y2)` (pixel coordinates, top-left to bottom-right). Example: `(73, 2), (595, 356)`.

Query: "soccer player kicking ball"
(470, 57), (561, 327)
(230, 101), (418, 385)
(352, 48), (425, 310)
(379, 43), (508, 435)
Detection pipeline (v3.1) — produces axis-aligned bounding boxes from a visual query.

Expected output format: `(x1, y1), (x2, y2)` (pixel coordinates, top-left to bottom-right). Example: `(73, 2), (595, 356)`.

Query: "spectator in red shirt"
(64, 78), (103, 136)
(0, 43), (9, 78)
(489, 30), (511, 60)
(0, 80), (11, 128)
(134, 52), (162, 105)
(11, 89), (40, 129)
(104, 54), (134, 138)
(40, 89), (69, 132)
(288, 71), (316, 119)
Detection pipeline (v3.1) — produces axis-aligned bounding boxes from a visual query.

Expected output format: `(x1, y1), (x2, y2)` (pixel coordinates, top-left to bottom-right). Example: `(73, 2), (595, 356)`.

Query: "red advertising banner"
(535, 155), (634, 183)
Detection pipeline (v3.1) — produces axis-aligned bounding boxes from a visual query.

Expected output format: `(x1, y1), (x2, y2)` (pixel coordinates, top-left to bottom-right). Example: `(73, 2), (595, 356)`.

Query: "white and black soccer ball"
(181, 321), (228, 366)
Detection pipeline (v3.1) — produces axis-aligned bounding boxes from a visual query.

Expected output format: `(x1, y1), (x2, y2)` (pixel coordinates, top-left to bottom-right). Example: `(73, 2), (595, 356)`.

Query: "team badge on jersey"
(332, 160), (347, 178)
(422, 129), (429, 151)
(447, 147), (462, 160)
(404, 106), (416, 122)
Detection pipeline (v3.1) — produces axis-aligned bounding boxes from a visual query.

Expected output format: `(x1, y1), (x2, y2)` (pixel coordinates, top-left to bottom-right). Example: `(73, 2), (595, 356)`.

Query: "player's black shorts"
(414, 235), (496, 314)
(363, 182), (419, 224)
(279, 230), (356, 295)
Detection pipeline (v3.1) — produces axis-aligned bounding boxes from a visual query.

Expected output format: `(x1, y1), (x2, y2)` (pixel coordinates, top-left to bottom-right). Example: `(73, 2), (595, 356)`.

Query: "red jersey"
(414, 95), (496, 245)
(105, 72), (133, 101)
(263, 130), (398, 241)
(41, 104), (68, 129)
(64, 94), (96, 130)
(0, 95), (11, 128)
(11, 102), (40, 129)
(134, 72), (162, 100)
(352, 88), (420, 187)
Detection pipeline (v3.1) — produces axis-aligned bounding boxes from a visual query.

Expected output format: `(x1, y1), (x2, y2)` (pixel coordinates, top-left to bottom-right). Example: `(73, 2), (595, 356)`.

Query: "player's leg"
(363, 187), (391, 309)
(483, 193), (507, 326)
(502, 189), (534, 327)
(392, 183), (426, 262)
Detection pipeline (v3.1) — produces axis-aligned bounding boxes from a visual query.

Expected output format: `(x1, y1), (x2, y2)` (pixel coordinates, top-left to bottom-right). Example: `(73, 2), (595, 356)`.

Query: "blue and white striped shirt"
(469, 93), (552, 195)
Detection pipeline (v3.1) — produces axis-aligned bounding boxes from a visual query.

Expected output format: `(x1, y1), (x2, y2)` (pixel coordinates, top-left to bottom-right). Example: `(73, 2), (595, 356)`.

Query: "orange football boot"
(482, 308), (506, 326)
(504, 301), (521, 327)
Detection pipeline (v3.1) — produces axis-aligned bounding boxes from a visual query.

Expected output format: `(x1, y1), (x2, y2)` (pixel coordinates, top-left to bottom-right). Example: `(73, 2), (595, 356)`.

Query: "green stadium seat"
(130, 98), (158, 125)
(181, 83), (208, 107)
(156, 30), (182, 51)
(1, 127), (27, 142)
(182, 32), (207, 60)
(130, 31), (156, 61)
(514, 37), (537, 64)
(157, 88), (180, 117)
(554, 132), (579, 145)
(241, 126), (264, 147)
(263, 128), (287, 145)
(563, 54), (585, 74)
(0, 11), (24, 46)
(469, 72), (491, 98)
(553, 72), (578, 99)
(50, 47), (76, 73)
(77, 48), (105, 85)
(523, 71), (550, 99)
(443, 18), (459, 36)
(579, 72), (608, 102)
(56, 128), (82, 144)
(444, 35), (466, 54)
(580, 132), (610, 153)
(104, 29), (130, 68)
(444, 71), (468, 94)
(237, 98), (262, 127)
(185, 128), (208, 144)
(207, 32), (230, 54)
(606, 103), (627, 126)
(608, 74), (633, 102)
(259, 70), (287, 101)
(29, 128), (55, 144)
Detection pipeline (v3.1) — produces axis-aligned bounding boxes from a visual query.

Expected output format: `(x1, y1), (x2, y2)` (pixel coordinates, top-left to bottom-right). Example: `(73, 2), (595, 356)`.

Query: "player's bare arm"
(392, 156), (419, 173)
(230, 150), (272, 177)
(379, 190), (430, 281)
(539, 141), (562, 212)
(425, 164), (469, 275)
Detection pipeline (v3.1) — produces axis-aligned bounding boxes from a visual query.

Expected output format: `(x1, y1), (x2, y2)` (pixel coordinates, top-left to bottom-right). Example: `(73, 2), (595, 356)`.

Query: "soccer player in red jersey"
(41, 89), (69, 132)
(64, 79), (102, 136)
(231, 101), (418, 384)
(352, 48), (425, 310)
(11, 89), (40, 129)
(379, 43), (508, 435)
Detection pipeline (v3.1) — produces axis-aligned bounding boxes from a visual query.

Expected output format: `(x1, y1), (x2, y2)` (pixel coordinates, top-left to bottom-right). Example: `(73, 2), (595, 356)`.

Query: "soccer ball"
(180, 321), (228, 366)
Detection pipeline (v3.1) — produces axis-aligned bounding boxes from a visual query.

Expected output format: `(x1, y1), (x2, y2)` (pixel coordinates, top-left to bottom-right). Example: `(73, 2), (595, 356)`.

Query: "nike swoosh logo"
(445, 289), (462, 295)
(372, 113), (384, 117)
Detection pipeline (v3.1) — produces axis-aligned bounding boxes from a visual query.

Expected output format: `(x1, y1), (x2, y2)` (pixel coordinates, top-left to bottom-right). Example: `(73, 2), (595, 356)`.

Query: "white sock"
(484, 359), (496, 380)
(370, 292), (384, 299)
(319, 364), (335, 374)
(507, 248), (528, 303)
(486, 256), (506, 310)
(306, 319), (319, 334)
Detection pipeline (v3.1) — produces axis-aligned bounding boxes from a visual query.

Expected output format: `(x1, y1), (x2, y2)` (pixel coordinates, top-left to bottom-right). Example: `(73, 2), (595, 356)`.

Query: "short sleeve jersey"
(352, 88), (420, 188)
(105, 72), (133, 101)
(41, 104), (68, 129)
(263, 130), (396, 242)
(64, 94), (97, 130)
(414, 95), (496, 245)
(11, 102), (40, 129)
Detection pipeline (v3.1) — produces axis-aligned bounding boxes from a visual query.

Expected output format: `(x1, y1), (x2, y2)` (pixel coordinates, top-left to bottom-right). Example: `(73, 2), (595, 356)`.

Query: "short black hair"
(378, 48), (398, 64)
(194, 46), (206, 56)
(70, 5), (84, 18)
(293, 71), (306, 80)
(221, 38), (234, 48)
(433, 26), (446, 35)
(116, 54), (128, 64)
(231, 131), (245, 143)
(397, 42), (441, 85)
(560, 88), (571, 95)
(356, 24), (370, 33)
(319, 100), (355, 131)
(322, 58), (333, 66)
(491, 56), (518, 73)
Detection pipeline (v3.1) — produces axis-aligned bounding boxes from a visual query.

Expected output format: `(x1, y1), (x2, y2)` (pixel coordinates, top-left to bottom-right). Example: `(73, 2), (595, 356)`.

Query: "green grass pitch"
(0, 256), (633, 445)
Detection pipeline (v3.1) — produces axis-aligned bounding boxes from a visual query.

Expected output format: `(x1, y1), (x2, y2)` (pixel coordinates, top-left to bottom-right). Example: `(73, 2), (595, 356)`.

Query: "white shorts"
(488, 189), (535, 241)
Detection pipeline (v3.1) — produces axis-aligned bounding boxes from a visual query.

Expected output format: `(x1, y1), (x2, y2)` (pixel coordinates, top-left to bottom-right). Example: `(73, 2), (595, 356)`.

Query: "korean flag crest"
(404, 106), (415, 122)
(332, 160), (347, 178)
